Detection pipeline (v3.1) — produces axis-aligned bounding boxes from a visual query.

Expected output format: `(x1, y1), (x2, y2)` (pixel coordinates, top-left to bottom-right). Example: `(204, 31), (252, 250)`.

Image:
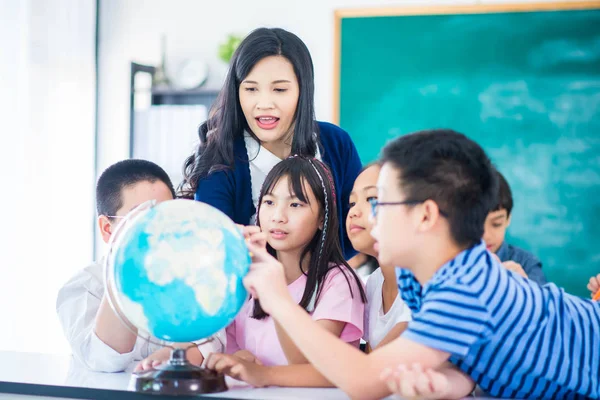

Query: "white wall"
(0, 0), (96, 354)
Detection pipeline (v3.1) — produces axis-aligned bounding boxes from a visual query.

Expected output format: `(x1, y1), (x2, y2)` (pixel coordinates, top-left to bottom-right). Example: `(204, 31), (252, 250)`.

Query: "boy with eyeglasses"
(239, 129), (600, 399)
(56, 160), (180, 372)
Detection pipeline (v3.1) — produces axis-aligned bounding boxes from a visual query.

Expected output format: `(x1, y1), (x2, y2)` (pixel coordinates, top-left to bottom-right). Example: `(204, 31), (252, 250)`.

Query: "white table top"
(0, 351), (499, 400)
(0, 351), (351, 400)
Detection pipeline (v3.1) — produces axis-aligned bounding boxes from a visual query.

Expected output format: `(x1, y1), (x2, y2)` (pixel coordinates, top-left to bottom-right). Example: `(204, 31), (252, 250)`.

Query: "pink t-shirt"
(225, 267), (365, 367)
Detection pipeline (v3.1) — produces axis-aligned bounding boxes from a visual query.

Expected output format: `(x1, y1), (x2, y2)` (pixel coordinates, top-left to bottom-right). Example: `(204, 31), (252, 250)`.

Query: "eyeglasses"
(368, 198), (448, 218)
(105, 200), (158, 222)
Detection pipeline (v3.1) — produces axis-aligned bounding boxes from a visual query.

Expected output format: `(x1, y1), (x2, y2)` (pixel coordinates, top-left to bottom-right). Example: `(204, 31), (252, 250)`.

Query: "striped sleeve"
(401, 284), (492, 358)
(396, 267), (422, 313)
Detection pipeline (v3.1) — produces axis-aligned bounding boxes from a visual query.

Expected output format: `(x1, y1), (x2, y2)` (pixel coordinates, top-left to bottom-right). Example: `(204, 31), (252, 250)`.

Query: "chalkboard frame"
(332, 1), (600, 124)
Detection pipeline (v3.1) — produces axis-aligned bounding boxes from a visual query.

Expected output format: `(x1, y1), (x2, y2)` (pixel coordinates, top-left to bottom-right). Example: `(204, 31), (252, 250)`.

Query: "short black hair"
(96, 159), (176, 217)
(492, 169), (513, 216)
(380, 129), (498, 248)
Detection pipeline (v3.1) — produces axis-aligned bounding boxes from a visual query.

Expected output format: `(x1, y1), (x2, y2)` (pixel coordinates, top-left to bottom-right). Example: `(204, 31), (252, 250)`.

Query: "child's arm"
(274, 319), (345, 364)
(243, 241), (450, 400)
(94, 294), (138, 354)
(381, 362), (475, 400)
(373, 321), (408, 349)
(207, 353), (334, 387)
(271, 302), (447, 399)
(365, 322), (408, 353)
(56, 267), (139, 372)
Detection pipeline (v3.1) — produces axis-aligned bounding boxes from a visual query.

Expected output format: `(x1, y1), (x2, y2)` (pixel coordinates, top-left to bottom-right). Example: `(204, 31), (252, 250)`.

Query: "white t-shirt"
(244, 132), (321, 224)
(363, 269), (412, 349)
(56, 259), (224, 372)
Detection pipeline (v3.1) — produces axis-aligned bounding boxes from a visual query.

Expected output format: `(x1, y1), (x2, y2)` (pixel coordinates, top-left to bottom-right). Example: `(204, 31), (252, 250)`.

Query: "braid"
(314, 159), (336, 204)
(307, 158), (329, 267)
(286, 155), (335, 267)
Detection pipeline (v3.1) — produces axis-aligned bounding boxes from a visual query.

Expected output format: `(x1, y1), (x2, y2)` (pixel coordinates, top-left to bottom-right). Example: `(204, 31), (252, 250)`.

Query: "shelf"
(130, 62), (219, 156)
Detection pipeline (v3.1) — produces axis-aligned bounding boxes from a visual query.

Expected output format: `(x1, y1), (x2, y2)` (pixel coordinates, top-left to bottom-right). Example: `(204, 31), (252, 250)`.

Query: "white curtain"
(0, 0), (96, 354)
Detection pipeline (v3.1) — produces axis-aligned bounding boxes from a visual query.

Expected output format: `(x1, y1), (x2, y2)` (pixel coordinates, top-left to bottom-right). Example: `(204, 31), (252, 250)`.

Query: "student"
(181, 27), (362, 260)
(194, 156), (365, 387)
(56, 160), (220, 372)
(238, 130), (600, 399)
(346, 164), (411, 351)
(483, 169), (547, 285)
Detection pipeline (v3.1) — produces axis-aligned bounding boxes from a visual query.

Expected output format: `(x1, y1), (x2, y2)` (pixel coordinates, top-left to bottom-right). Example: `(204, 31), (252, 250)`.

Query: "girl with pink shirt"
(206, 155), (366, 387)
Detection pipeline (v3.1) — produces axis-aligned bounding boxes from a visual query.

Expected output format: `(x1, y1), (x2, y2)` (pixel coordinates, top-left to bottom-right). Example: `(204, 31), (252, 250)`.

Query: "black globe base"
(133, 348), (227, 395)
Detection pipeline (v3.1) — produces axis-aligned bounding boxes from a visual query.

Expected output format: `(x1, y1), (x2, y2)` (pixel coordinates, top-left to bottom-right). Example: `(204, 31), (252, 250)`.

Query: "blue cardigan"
(194, 121), (362, 260)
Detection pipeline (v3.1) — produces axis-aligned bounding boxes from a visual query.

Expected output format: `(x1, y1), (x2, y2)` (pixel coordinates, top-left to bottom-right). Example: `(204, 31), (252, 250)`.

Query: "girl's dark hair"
(179, 27), (319, 197)
(252, 156), (366, 319)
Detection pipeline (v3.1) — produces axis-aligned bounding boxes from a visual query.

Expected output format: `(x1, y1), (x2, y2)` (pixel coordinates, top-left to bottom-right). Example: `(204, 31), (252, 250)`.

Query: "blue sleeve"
(194, 169), (235, 221)
(340, 132), (362, 260)
(509, 246), (547, 286)
(522, 257), (547, 285)
(401, 282), (493, 358)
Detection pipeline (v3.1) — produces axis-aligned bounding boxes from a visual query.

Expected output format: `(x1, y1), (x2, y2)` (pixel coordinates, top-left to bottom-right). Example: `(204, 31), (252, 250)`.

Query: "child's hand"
(502, 261), (528, 279)
(237, 225), (268, 250)
(380, 363), (451, 400)
(134, 344), (205, 372)
(243, 240), (294, 315)
(134, 346), (171, 372)
(232, 349), (263, 365)
(491, 252), (529, 279)
(206, 353), (268, 387)
(588, 274), (600, 297)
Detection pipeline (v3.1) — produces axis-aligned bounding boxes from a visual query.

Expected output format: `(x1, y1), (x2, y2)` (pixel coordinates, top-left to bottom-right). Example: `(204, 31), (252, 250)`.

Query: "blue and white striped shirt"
(398, 241), (600, 399)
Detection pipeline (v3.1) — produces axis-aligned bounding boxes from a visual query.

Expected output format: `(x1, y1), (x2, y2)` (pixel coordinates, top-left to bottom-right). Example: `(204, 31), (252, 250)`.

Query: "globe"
(106, 199), (250, 343)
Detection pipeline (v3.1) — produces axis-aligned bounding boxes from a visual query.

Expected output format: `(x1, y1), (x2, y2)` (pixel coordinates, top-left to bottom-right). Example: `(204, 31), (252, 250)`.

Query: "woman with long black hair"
(180, 27), (362, 259)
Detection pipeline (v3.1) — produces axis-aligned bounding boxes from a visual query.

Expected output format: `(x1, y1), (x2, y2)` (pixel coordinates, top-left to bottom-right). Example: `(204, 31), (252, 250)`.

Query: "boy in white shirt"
(346, 164), (412, 351)
(56, 159), (223, 372)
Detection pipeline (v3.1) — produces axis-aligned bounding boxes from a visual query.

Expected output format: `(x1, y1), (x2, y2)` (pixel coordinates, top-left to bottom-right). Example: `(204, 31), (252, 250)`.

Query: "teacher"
(181, 27), (361, 260)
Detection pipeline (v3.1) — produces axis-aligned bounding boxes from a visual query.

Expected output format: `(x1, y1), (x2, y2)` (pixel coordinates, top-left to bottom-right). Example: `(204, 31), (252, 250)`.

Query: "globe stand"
(133, 348), (227, 395)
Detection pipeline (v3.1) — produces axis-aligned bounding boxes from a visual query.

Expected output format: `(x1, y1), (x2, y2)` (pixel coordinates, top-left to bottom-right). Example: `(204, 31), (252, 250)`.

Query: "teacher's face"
(239, 55), (299, 152)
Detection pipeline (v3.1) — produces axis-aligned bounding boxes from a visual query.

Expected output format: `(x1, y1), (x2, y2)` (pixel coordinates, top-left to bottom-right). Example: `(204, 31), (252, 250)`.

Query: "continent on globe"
(107, 199), (251, 343)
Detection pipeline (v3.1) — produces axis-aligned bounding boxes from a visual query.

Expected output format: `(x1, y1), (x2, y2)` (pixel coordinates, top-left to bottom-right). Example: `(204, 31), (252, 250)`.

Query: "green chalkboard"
(338, 5), (600, 297)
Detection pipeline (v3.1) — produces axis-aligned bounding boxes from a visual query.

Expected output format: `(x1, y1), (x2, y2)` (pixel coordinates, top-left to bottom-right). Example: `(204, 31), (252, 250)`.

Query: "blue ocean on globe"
(110, 199), (250, 342)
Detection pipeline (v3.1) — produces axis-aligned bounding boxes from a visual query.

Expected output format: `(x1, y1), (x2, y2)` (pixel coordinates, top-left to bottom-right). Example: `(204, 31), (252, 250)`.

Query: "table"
(0, 351), (500, 399)
(0, 351), (353, 399)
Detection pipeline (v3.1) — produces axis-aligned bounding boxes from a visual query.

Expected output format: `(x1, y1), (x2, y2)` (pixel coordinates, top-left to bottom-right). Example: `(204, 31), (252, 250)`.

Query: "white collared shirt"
(244, 132), (321, 224)
(56, 259), (225, 372)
